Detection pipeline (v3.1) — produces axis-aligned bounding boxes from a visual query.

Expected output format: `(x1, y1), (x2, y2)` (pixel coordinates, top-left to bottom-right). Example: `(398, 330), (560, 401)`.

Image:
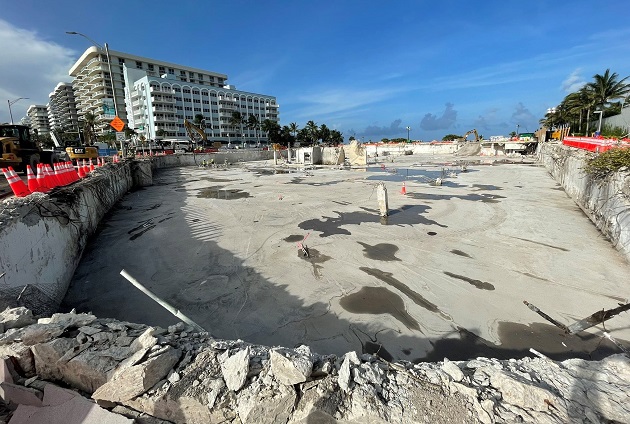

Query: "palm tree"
(230, 112), (245, 146)
(330, 129), (343, 145)
(82, 112), (97, 146)
(261, 119), (280, 144)
(305, 120), (319, 146)
(247, 114), (260, 145)
(319, 124), (331, 145)
(586, 69), (630, 109)
(289, 122), (299, 138)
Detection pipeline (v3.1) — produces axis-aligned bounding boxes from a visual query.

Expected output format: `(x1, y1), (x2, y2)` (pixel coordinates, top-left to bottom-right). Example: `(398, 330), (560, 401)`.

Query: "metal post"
(406, 126), (411, 143)
(104, 42), (125, 158)
(7, 100), (13, 125)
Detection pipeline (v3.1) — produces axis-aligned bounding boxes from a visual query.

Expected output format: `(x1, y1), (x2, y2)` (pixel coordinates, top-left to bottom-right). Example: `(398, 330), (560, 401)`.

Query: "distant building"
(68, 47), (279, 137)
(123, 67), (279, 144)
(26, 105), (50, 136)
(48, 82), (80, 132)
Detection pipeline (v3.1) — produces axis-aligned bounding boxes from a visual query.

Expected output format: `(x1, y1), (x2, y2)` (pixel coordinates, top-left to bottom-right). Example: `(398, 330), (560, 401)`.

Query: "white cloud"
(561, 69), (586, 93)
(0, 19), (77, 122)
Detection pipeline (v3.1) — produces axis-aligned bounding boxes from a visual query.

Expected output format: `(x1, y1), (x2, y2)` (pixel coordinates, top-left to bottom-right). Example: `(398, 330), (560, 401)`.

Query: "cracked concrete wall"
(0, 164), (134, 313)
(539, 143), (630, 263)
(149, 150), (280, 170)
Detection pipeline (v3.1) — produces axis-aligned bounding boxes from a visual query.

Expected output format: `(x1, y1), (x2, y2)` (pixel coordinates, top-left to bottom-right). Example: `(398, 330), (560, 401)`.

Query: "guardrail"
(562, 136), (630, 153)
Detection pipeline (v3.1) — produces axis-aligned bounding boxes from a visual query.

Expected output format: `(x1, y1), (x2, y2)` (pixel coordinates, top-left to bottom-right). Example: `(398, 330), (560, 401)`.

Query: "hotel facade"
(68, 47), (279, 143)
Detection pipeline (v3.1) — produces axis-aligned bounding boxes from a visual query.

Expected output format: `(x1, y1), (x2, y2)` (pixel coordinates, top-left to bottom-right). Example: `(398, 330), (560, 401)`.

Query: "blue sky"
(1, 0), (629, 141)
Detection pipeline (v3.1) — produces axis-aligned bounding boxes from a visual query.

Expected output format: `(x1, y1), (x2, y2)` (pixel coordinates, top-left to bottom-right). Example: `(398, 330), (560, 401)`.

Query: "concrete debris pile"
(1, 308), (629, 423)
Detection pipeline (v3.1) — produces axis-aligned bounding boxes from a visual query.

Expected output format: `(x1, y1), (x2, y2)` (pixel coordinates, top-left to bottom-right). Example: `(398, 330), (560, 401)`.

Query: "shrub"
(584, 147), (630, 179)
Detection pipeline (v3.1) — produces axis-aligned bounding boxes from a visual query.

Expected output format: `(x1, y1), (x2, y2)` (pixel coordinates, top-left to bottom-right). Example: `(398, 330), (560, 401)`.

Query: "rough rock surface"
(0, 307), (628, 423)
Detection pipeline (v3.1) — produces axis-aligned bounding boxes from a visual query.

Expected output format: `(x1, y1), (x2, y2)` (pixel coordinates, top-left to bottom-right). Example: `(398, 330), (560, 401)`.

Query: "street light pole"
(406, 126), (411, 143)
(7, 98), (29, 125)
(66, 31), (123, 155)
(594, 111), (603, 134)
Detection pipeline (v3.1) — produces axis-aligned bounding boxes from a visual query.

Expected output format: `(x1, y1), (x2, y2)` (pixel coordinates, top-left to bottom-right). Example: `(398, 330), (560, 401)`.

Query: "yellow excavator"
(461, 129), (481, 142)
(184, 119), (207, 147)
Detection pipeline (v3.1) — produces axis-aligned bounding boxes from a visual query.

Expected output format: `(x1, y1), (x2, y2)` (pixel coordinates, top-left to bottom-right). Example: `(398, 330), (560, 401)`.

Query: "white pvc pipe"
(120, 269), (205, 333)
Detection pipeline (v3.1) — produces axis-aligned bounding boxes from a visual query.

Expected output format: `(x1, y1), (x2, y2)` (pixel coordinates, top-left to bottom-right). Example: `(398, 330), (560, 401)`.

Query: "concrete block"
(0, 381), (43, 406)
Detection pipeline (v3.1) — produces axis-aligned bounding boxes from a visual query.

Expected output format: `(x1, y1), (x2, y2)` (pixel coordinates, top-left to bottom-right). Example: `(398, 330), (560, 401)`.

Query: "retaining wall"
(0, 163), (135, 314)
(539, 142), (630, 263)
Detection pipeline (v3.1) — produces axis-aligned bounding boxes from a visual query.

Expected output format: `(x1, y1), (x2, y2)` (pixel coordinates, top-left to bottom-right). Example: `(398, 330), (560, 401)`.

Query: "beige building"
(47, 82), (80, 132)
(69, 47), (231, 133)
(26, 105), (50, 136)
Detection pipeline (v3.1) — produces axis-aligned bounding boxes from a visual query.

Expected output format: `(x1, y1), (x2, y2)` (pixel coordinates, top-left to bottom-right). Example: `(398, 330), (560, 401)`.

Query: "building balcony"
(154, 115), (178, 123)
(151, 96), (175, 104)
(86, 64), (109, 76)
(150, 86), (174, 95)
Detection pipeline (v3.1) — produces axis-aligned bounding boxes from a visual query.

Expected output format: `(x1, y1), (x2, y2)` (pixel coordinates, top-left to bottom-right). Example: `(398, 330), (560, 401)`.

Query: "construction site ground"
(61, 154), (630, 363)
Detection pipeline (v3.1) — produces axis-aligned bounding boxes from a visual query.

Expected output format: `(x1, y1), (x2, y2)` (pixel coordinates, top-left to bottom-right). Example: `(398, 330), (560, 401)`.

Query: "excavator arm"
(184, 119), (207, 146)
(461, 129), (480, 142)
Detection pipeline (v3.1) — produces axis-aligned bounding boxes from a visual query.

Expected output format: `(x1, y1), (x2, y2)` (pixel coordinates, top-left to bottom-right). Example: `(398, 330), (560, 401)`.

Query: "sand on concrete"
(62, 155), (630, 363)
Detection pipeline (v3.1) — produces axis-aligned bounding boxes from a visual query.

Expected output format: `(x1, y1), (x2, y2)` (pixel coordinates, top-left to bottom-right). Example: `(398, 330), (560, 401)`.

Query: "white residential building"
(68, 47), (236, 133)
(48, 82), (80, 132)
(26, 105), (51, 136)
(123, 67), (279, 144)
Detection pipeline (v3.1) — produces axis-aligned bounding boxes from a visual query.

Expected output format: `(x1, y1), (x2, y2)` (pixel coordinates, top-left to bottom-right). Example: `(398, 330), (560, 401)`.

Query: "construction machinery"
(184, 119), (207, 147)
(0, 124), (68, 173)
(51, 132), (98, 164)
(461, 129), (481, 142)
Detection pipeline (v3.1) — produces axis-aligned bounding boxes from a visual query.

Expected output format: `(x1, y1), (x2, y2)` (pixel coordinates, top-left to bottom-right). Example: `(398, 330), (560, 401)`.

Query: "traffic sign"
(115, 132), (126, 142)
(110, 116), (125, 132)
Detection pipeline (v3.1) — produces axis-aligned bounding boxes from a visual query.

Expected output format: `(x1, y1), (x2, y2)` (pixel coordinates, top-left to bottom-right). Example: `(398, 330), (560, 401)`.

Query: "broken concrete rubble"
(0, 307), (628, 423)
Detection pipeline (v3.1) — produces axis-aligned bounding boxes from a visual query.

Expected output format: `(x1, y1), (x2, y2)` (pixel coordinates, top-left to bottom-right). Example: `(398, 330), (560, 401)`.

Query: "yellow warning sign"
(110, 116), (125, 132)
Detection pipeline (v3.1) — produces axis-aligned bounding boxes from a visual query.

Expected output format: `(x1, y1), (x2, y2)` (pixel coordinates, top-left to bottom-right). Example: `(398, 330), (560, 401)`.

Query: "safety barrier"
(562, 136), (630, 153)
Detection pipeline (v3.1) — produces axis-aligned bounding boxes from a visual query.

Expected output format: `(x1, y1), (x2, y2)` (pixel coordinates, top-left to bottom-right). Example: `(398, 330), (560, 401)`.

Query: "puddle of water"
(340, 286), (420, 331)
(407, 192), (507, 204)
(427, 231), (437, 236)
(472, 184), (503, 191)
(200, 177), (235, 182)
(297, 248), (331, 279)
(255, 169), (296, 175)
(298, 208), (446, 237)
(360, 267), (450, 320)
(443, 271), (495, 290)
(450, 249), (472, 258)
(283, 235), (305, 243)
(357, 242), (401, 261)
(197, 186), (251, 200)
(511, 236), (569, 252)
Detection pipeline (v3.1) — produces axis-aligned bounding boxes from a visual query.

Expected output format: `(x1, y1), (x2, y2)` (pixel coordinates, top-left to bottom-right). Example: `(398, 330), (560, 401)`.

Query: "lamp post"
(516, 124), (520, 137)
(66, 31), (123, 156)
(406, 126), (411, 143)
(593, 111), (603, 134)
(7, 98), (29, 124)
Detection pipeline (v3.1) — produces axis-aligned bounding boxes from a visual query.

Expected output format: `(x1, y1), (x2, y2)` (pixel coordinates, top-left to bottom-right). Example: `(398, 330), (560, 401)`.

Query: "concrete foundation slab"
(62, 156), (630, 363)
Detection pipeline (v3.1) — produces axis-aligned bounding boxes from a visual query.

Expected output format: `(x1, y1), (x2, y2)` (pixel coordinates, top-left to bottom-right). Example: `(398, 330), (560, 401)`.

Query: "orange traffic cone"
(67, 162), (78, 182)
(52, 163), (63, 186)
(400, 182), (407, 195)
(3, 167), (31, 197)
(89, 159), (95, 172)
(78, 162), (86, 178)
(26, 165), (40, 193)
(36, 164), (49, 192)
(44, 165), (57, 189)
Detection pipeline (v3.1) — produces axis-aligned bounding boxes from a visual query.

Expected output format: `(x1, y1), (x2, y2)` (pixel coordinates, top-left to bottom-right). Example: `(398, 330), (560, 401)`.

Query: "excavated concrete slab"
(62, 156), (630, 363)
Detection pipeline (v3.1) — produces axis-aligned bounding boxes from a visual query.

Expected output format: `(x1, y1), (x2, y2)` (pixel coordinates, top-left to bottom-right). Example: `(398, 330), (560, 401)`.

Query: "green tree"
(442, 134), (460, 141)
(330, 129), (343, 145)
(247, 114), (260, 145)
(288, 122), (299, 138)
(230, 111), (246, 142)
(586, 69), (630, 109)
(261, 119), (281, 144)
(319, 124), (331, 144)
(82, 112), (97, 146)
(305, 120), (319, 146)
